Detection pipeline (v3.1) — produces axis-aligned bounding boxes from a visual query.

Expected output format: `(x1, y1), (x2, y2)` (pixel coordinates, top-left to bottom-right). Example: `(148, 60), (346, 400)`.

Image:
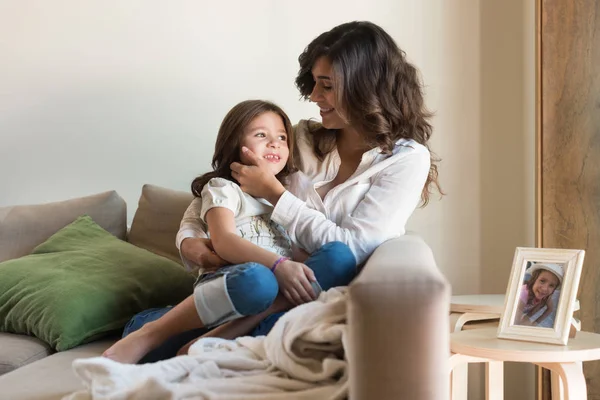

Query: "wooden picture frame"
(497, 247), (584, 345)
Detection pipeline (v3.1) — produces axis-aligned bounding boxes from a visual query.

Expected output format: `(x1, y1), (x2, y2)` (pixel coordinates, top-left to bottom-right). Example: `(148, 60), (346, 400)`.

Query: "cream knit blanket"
(64, 288), (348, 400)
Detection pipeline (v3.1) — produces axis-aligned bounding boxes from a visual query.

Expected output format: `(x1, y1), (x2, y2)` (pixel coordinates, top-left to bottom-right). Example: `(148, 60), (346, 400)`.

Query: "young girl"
(103, 100), (356, 363)
(516, 263), (563, 326)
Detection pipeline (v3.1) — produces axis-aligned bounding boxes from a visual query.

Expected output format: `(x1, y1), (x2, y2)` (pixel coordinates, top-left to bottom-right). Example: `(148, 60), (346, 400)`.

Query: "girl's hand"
(230, 147), (286, 204)
(274, 260), (317, 305)
(180, 238), (228, 272)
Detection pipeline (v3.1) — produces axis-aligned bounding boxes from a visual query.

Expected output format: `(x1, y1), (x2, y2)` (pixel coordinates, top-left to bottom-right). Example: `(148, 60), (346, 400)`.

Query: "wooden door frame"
(535, 0), (547, 398)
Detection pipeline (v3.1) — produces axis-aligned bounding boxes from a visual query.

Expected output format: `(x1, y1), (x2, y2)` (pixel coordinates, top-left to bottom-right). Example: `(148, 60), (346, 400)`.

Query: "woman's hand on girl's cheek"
(230, 147), (285, 202)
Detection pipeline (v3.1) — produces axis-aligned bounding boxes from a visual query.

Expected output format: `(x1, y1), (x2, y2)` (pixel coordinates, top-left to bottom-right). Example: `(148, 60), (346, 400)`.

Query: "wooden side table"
(449, 295), (581, 400)
(450, 294), (505, 400)
(450, 328), (600, 400)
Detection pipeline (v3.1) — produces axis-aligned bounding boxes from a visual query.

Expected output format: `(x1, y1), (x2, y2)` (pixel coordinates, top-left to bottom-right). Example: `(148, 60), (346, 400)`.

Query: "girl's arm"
(516, 299), (528, 322)
(205, 207), (280, 267)
(517, 295), (538, 326)
(206, 207), (317, 305)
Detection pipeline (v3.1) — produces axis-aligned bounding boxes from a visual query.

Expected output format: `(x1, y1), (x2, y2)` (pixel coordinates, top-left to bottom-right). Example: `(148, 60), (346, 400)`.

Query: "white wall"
(0, 1), (534, 398)
(0, 0), (483, 295)
(478, 1), (537, 399)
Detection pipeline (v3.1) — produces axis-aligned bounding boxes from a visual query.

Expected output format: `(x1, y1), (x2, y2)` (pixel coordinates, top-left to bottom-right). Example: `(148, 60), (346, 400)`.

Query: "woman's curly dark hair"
(295, 21), (442, 205)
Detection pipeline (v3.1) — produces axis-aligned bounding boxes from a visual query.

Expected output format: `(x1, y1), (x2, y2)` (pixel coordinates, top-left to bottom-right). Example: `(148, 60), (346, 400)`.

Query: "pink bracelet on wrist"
(271, 257), (289, 272)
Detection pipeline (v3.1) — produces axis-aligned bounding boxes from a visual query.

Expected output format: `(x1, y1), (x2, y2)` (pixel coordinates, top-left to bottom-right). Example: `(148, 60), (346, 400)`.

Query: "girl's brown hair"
(295, 21), (442, 205)
(191, 100), (296, 197)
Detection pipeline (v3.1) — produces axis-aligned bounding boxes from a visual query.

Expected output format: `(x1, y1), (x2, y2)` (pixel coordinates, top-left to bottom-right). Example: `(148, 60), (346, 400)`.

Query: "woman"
(131, 20), (441, 361)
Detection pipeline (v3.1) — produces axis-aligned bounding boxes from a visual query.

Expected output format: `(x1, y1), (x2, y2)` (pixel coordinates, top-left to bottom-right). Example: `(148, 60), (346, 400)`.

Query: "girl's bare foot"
(102, 326), (162, 364)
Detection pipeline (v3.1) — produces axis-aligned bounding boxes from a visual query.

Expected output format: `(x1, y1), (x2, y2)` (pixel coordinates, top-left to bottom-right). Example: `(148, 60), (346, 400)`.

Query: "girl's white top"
(180, 177), (292, 275)
(177, 120), (430, 269)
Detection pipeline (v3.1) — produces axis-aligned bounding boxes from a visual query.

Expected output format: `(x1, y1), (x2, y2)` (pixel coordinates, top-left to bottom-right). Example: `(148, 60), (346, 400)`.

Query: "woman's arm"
(278, 154), (430, 264)
(176, 197), (227, 272)
(177, 198), (208, 245)
(232, 149), (429, 264)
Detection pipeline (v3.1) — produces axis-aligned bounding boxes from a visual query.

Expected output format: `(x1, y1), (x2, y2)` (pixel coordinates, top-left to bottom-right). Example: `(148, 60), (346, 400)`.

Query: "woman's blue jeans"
(123, 241), (356, 363)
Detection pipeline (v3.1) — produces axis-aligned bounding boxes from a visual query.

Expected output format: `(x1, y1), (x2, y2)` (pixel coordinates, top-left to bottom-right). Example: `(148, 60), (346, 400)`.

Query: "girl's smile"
(263, 153), (282, 163)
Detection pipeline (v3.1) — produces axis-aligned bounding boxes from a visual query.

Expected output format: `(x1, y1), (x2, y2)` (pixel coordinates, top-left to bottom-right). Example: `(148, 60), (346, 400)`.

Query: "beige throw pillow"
(0, 191), (126, 263)
(128, 184), (194, 264)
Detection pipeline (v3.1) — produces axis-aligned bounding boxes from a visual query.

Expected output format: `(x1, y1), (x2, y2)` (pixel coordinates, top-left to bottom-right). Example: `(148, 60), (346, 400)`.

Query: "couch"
(0, 185), (450, 400)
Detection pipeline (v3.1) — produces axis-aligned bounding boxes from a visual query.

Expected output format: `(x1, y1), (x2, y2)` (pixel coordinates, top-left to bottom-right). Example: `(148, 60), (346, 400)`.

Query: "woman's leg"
(304, 241), (357, 290)
(103, 263), (279, 363)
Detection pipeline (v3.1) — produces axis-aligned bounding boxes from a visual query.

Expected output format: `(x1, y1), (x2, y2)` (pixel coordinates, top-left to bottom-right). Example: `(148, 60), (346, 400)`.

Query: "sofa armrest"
(347, 233), (450, 400)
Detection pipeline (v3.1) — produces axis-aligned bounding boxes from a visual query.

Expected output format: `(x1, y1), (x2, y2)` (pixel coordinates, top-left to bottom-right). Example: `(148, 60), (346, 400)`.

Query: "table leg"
(551, 368), (563, 400)
(485, 361), (503, 400)
(450, 354), (467, 400)
(537, 362), (586, 400)
(450, 312), (500, 400)
(548, 319), (582, 400)
(451, 363), (468, 400)
(450, 354), (484, 400)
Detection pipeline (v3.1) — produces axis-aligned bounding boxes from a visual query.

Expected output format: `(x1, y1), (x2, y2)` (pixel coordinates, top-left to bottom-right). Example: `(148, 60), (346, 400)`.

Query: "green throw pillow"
(0, 215), (194, 351)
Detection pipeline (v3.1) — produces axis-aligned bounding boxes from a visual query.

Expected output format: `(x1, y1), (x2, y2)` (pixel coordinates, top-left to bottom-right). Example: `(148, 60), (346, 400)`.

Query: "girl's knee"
(226, 264), (279, 316)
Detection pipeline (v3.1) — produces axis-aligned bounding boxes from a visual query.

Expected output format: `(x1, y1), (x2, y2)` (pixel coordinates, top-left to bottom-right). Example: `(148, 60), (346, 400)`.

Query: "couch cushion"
(128, 184), (194, 264)
(0, 333), (52, 376)
(0, 338), (115, 400)
(0, 215), (194, 351)
(0, 191), (126, 263)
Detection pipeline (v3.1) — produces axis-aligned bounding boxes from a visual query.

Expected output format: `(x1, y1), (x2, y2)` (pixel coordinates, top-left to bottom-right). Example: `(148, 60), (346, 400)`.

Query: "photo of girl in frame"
(515, 262), (565, 328)
(498, 247), (584, 345)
